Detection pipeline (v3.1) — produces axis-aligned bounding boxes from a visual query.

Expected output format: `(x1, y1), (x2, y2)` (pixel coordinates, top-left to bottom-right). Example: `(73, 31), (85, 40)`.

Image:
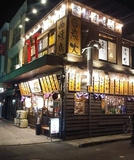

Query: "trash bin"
(36, 123), (41, 135)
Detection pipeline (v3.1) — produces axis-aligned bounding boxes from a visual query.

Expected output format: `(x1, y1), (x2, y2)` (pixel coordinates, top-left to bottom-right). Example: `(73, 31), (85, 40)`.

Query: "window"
(12, 25), (21, 46)
(11, 54), (19, 70)
(101, 95), (126, 114)
(99, 32), (116, 63)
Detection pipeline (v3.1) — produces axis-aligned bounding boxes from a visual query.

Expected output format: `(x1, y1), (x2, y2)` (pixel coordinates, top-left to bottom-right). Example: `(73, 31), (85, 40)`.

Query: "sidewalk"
(0, 119), (60, 146)
(0, 119), (131, 147)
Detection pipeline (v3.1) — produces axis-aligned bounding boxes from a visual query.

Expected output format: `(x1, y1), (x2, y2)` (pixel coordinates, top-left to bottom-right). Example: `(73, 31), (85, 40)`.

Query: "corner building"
(0, 0), (134, 140)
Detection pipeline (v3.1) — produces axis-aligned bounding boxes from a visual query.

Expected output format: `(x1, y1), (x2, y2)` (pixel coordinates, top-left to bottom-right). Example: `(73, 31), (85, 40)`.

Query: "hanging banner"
(56, 17), (67, 55)
(68, 16), (81, 55)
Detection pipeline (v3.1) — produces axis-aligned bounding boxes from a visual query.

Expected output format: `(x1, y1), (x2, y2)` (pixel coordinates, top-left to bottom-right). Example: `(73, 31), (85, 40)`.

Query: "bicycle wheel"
(123, 123), (132, 134)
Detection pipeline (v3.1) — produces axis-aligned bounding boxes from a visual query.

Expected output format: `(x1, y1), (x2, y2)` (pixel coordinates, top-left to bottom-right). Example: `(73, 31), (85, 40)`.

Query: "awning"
(0, 55), (63, 84)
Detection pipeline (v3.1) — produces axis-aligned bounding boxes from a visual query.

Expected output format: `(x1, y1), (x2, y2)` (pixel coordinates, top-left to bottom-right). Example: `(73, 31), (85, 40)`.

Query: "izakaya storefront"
(17, 68), (64, 138)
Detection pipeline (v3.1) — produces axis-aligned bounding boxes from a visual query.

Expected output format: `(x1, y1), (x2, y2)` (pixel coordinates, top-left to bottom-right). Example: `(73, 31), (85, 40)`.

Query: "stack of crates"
(14, 110), (28, 128)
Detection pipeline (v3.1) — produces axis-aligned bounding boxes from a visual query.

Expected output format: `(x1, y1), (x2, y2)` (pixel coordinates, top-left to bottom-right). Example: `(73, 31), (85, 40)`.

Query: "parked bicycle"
(123, 116), (133, 134)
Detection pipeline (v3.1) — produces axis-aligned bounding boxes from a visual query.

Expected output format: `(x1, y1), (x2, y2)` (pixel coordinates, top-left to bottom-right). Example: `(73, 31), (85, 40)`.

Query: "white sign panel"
(50, 118), (59, 134)
(99, 39), (107, 61)
(122, 46), (129, 66)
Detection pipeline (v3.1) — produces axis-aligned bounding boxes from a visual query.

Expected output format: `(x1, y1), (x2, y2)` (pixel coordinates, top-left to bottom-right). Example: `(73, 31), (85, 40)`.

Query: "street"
(0, 140), (134, 160)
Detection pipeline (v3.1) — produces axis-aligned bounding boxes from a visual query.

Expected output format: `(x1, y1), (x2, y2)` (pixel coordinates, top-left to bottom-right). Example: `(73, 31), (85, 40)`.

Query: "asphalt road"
(0, 140), (134, 160)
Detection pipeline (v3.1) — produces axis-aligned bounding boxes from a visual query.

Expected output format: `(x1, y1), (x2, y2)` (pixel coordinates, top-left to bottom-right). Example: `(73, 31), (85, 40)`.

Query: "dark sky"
(0, 0), (134, 29)
(0, 0), (26, 28)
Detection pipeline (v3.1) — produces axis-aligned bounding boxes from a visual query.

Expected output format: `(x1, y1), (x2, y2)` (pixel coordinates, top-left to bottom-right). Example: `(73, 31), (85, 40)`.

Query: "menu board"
(99, 77), (104, 93)
(93, 77), (99, 93)
(68, 72), (75, 91)
(104, 77), (110, 93)
(110, 79), (114, 94)
(129, 81), (133, 95)
(119, 80), (123, 95)
(50, 118), (59, 134)
(115, 79), (119, 94)
(75, 73), (81, 91)
(123, 81), (128, 95)
(19, 83), (29, 95)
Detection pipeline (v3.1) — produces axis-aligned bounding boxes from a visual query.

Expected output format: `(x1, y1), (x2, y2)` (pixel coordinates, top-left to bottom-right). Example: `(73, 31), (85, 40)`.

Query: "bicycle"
(123, 116), (133, 134)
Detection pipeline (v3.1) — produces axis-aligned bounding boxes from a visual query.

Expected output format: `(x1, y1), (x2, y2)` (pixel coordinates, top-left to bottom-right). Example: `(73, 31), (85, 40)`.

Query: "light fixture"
(25, 17), (30, 22)
(19, 24), (23, 28)
(41, 0), (46, 4)
(32, 8), (37, 14)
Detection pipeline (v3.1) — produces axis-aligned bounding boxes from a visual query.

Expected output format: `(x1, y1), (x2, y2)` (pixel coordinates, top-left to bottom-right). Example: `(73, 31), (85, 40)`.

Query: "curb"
(78, 137), (131, 148)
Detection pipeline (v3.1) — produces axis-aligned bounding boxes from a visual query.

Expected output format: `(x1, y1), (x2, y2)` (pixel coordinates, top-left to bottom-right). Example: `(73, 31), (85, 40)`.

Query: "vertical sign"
(104, 77), (109, 93)
(129, 81), (133, 95)
(68, 72), (75, 91)
(68, 16), (81, 55)
(49, 75), (56, 91)
(119, 79), (123, 95)
(46, 76), (52, 92)
(53, 74), (60, 91)
(110, 79), (115, 94)
(76, 73), (81, 91)
(115, 79), (119, 94)
(93, 77), (99, 93)
(43, 77), (49, 93)
(99, 77), (104, 93)
(56, 17), (67, 55)
(40, 78), (46, 93)
(123, 81), (128, 95)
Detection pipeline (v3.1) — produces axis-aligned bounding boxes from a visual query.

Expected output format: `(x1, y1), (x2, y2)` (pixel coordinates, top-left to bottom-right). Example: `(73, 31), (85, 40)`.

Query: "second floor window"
(12, 25), (21, 46)
(99, 32), (116, 63)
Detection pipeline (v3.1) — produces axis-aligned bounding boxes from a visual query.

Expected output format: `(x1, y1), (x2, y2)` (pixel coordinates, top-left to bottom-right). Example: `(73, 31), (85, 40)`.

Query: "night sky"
(0, 0), (134, 29)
